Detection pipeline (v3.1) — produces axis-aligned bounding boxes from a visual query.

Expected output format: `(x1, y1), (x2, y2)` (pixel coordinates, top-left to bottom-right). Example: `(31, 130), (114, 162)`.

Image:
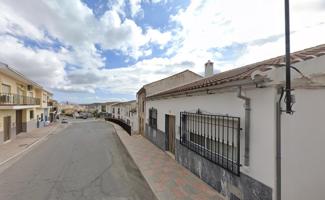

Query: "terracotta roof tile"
(149, 44), (325, 98)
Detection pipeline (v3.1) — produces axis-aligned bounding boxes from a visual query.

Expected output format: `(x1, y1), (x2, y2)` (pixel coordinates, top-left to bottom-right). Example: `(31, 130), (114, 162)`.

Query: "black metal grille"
(149, 108), (157, 129)
(180, 112), (241, 175)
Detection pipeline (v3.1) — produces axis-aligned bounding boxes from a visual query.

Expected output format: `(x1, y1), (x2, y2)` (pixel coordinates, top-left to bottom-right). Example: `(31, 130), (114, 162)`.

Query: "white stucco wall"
(146, 87), (277, 190)
(112, 102), (138, 133)
(263, 55), (325, 88)
(281, 88), (325, 200)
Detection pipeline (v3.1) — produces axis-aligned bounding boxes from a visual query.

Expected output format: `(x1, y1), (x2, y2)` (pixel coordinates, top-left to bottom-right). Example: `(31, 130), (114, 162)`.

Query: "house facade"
(104, 102), (118, 117)
(142, 44), (325, 200)
(137, 70), (203, 137)
(111, 101), (138, 134)
(48, 99), (59, 122)
(0, 63), (53, 144)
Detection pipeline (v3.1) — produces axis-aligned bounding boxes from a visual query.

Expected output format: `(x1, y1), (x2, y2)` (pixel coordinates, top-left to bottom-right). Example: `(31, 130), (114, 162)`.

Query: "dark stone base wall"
(22, 123), (27, 132)
(0, 131), (3, 144)
(38, 121), (45, 128)
(0, 127), (17, 144)
(176, 140), (273, 200)
(22, 120), (37, 133)
(145, 123), (166, 150)
(10, 127), (16, 140)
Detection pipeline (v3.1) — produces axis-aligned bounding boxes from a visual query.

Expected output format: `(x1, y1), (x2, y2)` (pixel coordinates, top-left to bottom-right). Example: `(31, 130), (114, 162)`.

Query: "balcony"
(48, 101), (54, 107)
(0, 93), (41, 106)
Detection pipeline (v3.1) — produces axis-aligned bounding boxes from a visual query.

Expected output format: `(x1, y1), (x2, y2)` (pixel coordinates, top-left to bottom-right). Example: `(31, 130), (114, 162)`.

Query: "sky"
(0, 0), (324, 103)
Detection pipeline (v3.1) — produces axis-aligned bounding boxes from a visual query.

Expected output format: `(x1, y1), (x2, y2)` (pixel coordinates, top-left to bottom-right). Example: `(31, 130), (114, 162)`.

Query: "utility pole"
(285, 0), (292, 114)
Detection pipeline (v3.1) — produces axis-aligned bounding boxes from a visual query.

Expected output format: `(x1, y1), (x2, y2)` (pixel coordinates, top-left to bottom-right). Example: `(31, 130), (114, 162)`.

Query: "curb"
(107, 121), (159, 200)
(0, 124), (61, 167)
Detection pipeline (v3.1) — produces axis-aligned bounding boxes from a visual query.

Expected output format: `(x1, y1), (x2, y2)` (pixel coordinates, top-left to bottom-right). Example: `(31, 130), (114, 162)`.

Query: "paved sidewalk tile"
(111, 122), (225, 200)
(0, 123), (64, 165)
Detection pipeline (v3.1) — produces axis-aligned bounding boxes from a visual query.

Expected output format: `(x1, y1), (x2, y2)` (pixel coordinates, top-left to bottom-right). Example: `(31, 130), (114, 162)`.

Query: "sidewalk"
(111, 122), (225, 200)
(0, 123), (64, 166)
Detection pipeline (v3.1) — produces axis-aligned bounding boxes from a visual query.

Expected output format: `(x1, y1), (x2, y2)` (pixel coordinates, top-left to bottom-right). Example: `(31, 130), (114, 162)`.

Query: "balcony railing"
(0, 93), (41, 105)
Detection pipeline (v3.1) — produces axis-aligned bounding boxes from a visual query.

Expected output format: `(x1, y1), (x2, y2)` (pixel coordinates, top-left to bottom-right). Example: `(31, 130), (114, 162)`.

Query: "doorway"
(16, 110), (23, 134)
(139, 117), (145, 135)
(3, 116), (11, 142)
(165, 114), (176, 154)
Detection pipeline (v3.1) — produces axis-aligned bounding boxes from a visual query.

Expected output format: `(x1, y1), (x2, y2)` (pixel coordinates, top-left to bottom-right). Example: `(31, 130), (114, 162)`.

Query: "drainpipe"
(276, 87), (284, 200)
(237, 87), (251, 166)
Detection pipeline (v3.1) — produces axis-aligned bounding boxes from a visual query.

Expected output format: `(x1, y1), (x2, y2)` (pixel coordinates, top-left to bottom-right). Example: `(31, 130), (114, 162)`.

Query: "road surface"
(0, 120), (157, 200)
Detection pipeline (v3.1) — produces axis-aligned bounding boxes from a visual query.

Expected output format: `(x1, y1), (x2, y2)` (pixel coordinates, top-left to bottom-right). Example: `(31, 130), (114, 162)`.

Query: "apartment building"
(142, 44), (325, 200)
(0, 63), (52, 144)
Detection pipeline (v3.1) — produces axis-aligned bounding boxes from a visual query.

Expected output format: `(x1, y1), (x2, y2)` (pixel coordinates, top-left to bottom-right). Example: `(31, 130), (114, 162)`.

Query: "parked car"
(76, 115), (88, 119)
(61, 119), (68, 124)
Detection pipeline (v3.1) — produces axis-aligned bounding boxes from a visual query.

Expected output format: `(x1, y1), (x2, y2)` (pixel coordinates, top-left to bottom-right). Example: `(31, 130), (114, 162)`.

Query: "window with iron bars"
(149, 108), (157, 129)
(180, 112), (241, 175)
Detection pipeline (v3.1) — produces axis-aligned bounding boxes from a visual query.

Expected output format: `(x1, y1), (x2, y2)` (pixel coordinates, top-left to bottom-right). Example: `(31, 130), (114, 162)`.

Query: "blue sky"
(0, 0), (324, 103)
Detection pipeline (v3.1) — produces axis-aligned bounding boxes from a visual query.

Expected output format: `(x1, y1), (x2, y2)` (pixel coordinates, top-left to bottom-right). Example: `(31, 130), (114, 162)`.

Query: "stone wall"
(145, 123), (166, 151)
(175, 140), (272, 200)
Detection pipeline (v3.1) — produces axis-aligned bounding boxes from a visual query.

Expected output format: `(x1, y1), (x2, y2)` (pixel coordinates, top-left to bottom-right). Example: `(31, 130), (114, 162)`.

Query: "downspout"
(276, 87), (284, 200)
(237, 87), (251, 166)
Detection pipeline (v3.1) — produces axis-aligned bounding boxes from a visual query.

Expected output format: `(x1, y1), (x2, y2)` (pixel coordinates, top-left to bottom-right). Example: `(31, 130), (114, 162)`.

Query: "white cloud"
(0, 0), (173, 95)
(0, 3), (46, 42)
(0, 0), (168, 61)
(129, 0), (143, 17)
(168, 0), (325, 72)
(108, 0), (127, 17)
(151, 0), (165, 3)
(234, 23), (325, 70)
(0, 0), (324, 102)
(146, 28), (172, 48)
(99, 0), (325, 96)
(0, 35), (67, 89)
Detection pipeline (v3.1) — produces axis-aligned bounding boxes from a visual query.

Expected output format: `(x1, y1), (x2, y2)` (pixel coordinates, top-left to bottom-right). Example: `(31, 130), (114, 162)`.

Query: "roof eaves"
(148, 43), (325, 99)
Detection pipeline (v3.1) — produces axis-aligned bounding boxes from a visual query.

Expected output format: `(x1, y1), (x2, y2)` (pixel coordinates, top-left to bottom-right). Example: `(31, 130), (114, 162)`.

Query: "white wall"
(146, 87), (277, 190)
(112, 103), (138, 133)
(282, 88), (325, 200)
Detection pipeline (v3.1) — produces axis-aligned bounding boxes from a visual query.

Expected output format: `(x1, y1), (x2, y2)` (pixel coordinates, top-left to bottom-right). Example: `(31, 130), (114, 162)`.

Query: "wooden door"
(3, 116), (11, 141)
(16, 110), (23, 134)
(138, 117), (144, 135)
(167, 115), (176, 154)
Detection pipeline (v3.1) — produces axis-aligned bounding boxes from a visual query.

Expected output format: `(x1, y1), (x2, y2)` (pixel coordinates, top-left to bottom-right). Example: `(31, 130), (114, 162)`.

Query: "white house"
(143, 44), (325, 200)
(137, 70), (203, 136)
(111, 101), (138, 134)
(104, 102), (118, 117)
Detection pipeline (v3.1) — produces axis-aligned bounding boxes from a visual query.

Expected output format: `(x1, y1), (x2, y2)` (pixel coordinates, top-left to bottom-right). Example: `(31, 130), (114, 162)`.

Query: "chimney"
(205, 60), (214, 77)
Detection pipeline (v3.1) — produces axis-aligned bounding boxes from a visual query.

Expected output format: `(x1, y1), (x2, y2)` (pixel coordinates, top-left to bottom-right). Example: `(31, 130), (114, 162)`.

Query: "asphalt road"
(0, 120), (157, 200)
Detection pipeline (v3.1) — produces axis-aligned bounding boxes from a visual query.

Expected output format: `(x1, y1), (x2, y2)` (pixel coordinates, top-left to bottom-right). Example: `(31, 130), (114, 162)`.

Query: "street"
(0, 120), (157, 200)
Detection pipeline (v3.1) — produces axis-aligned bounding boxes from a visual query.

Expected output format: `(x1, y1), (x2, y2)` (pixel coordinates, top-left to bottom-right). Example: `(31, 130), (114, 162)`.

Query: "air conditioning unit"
(27, 85), (33, 91)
